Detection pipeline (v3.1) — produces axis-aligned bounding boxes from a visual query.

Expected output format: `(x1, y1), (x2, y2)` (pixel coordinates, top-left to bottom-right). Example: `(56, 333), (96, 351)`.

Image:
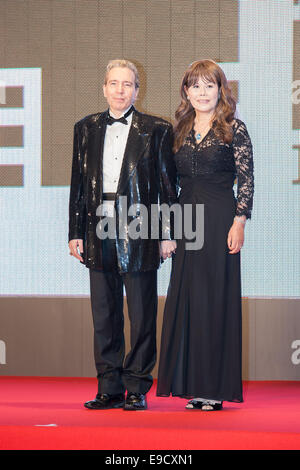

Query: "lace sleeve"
(232, 120), (254, 219)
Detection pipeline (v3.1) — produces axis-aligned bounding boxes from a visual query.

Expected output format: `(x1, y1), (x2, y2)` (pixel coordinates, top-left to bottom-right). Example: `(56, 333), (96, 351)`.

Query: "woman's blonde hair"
(173, 59), (236, 152)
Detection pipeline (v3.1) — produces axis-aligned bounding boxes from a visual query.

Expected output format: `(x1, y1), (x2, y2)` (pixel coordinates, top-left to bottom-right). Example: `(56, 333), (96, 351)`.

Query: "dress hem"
(156, 393), (243, 403)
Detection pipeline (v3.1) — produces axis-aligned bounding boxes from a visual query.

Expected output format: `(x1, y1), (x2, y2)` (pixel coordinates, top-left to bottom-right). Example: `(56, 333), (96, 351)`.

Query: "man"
(68, 60), (177, 410)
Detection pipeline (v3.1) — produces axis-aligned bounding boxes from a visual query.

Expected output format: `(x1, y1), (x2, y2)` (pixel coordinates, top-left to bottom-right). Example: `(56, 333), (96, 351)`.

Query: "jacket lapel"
(87, 111), (107, 205)
(116, 109), (150, 196)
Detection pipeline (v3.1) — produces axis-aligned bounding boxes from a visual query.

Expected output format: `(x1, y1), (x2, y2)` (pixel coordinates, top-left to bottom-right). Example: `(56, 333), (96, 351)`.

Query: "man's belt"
(102, 193), (116, 201)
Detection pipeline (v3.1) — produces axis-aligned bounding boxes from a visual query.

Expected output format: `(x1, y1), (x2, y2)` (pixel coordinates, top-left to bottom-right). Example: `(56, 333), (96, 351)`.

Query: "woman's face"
(185, 76), (219, 116)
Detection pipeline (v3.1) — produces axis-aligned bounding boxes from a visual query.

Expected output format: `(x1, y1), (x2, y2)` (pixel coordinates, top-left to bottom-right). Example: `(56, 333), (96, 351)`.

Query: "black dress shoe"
(84, 393), (125, 410)
(124, 392), (147, 410)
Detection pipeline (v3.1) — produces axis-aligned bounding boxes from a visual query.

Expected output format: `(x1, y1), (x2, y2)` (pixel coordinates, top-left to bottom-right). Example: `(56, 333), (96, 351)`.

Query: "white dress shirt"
(102, 107), (133, 216)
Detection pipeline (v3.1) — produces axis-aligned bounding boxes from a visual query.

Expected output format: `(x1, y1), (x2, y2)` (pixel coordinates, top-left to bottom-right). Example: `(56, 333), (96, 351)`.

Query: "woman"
(157, 60), (254, 410)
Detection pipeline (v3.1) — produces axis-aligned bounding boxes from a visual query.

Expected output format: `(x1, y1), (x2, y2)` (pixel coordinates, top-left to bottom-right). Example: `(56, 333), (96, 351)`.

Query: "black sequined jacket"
(68, 108), (177, 273)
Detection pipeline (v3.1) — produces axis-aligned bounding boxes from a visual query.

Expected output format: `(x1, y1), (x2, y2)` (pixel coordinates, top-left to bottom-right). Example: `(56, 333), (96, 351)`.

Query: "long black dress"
(157, 118), (254, 403)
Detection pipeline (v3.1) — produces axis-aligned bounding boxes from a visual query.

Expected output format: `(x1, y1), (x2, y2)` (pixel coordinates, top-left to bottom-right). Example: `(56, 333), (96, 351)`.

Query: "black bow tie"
(106, 106), (134, 126)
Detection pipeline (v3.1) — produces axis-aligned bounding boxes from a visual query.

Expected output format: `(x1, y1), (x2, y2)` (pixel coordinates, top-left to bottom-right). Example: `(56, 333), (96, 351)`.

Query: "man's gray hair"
(104, 59), (140, 89)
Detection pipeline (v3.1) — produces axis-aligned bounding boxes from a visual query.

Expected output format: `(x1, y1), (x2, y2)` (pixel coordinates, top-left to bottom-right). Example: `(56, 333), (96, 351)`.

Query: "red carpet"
(0, 377), (299, 450)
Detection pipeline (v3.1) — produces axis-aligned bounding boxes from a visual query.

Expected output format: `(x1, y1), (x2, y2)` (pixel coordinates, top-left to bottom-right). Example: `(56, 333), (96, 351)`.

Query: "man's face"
(103, 67), (138, 117)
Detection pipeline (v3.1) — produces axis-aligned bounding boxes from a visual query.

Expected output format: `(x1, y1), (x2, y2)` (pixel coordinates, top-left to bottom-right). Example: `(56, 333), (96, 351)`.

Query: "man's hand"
(69, 239), (84, 262)
(160, 240), (177, 260)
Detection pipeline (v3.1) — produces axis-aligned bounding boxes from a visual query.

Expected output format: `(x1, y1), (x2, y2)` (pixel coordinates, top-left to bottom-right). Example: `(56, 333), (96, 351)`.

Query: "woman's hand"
(160, 240), (177, 260)
(227, 217), (246, 254)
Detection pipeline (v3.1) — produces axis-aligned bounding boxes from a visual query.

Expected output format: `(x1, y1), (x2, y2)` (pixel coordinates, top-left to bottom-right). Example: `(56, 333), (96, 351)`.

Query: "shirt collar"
(109, 105), (133, 119)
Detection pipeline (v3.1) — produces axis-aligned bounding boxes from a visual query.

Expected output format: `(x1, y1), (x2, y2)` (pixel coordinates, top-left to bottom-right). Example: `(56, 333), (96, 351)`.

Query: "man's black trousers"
(89, 239), (158, 396)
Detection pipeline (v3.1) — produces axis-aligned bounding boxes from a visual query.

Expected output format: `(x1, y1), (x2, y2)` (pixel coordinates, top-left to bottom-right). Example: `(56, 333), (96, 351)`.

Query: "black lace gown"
(157, 119), (254, 403)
